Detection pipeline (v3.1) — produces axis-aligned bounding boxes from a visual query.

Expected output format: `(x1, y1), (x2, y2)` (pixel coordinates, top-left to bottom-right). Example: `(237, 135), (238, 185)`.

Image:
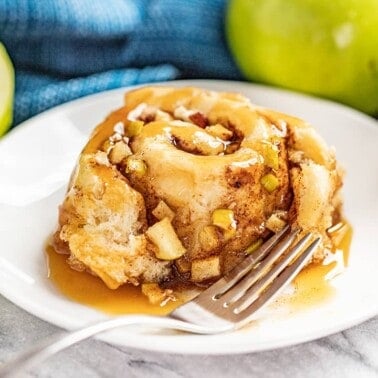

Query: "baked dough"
(53, 86), (343, 290)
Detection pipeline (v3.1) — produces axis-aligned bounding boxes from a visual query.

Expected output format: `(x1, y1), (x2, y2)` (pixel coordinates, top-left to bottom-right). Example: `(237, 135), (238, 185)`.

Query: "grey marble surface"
(0, 294), (377, 378)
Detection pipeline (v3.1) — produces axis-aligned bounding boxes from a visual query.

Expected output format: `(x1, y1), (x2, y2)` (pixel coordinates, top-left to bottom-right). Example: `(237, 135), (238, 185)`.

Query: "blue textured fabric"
(0, 0), (242, 126)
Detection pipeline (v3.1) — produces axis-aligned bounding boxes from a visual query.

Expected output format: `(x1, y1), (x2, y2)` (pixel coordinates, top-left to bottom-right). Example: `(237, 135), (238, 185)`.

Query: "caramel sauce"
(46, 245), (187, 316)
(46, 222), (352, 316)
(84, 107), (128, 154)
(279, 222), (353, 311)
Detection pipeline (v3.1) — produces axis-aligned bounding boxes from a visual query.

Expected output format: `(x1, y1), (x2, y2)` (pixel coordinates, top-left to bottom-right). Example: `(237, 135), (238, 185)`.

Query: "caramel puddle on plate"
(276, 222), (353, 312)
(46, 222), (352, 317)
(45, 245), (191, 316)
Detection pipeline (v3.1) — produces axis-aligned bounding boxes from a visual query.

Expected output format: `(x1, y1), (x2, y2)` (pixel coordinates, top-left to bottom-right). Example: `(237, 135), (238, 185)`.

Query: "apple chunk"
(191, 256), (221, 282)
(146, 218), (186, 260)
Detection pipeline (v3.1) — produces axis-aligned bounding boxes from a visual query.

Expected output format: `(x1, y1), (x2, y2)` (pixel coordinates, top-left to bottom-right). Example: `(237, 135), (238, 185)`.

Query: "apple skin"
(226, 0), (378, 116)
(0, 43), (14, 135)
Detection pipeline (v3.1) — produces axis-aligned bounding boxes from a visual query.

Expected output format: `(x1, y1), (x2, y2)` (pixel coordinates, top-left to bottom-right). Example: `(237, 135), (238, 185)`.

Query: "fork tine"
(196, 225), (291, 300)
(220, 228), (302, 305)
(230, 232), (312, 312)
(234, 237), (321, 325)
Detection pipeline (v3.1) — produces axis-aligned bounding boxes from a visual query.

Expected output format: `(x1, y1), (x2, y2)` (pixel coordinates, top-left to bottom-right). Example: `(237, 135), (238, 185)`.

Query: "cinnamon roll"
(53, 86), (343, 298)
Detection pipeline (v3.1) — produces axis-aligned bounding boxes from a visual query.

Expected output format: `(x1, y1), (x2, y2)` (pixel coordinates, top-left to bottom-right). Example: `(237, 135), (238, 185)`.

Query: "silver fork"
(0, 226), (320, 377)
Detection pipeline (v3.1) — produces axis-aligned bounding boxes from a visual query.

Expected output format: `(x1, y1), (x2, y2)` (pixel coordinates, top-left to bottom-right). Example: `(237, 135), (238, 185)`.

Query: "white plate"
(0, 80), (377, 355)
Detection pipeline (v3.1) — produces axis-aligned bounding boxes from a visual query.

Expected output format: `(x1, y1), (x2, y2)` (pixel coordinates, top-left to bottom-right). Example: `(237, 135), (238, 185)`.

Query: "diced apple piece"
(260, 173), (279, 193)
(125, 120), (144, 137)
(152, 200), (175, 221)
(211, 209), (237, 239)
(265, 213), (287, 232)
(260, 141), (279, 170)
(146, 218), (186, 260)
(191, 256), (221, 282)
(124, 156), (147, 176)
(108, 141), (132, 164)
(198, 225), (220, 251)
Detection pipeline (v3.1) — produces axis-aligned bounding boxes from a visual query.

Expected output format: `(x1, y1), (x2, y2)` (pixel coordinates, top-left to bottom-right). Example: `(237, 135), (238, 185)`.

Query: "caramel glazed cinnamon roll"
(54, 86), (343, 302)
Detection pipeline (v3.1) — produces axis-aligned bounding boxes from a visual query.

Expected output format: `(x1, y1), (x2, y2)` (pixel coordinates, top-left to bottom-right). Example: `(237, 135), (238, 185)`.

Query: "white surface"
(0, 80), (377, 355)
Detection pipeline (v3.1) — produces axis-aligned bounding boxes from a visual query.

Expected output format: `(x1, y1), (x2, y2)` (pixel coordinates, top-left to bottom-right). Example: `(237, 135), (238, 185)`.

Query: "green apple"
(0, 42), (14, 136)
(226, 0), (378, 116)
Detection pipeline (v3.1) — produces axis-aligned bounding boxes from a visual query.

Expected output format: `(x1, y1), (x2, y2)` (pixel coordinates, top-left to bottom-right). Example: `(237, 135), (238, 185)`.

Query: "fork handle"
(0, 315), (217, 377)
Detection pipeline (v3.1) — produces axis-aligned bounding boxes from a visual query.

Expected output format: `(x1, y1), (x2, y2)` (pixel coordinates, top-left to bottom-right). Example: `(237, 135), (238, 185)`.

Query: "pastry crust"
(54, 86), (343, 289)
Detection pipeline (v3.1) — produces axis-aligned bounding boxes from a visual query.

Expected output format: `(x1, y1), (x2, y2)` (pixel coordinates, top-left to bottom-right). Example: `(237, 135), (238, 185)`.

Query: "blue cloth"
(0, 0), (242, 126)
